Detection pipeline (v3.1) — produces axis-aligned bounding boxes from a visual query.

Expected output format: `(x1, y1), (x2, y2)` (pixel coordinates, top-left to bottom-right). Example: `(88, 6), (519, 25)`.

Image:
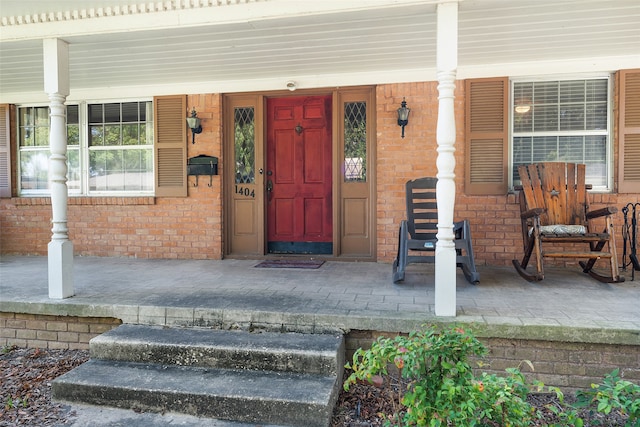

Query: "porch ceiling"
(1, 0), (639, 101)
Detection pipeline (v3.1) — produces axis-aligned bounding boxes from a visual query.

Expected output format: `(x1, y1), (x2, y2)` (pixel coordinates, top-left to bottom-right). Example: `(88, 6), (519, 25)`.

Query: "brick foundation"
(2, 312), (638, 392)
(0, 312), (121, 350)
(345, 330), (640, 392)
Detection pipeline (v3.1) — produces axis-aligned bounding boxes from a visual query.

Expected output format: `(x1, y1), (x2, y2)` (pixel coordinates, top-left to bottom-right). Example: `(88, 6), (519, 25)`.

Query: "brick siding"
(1, 86), (638, 266)
(0, 312), (121, 350)
(345, 330), (640, 392)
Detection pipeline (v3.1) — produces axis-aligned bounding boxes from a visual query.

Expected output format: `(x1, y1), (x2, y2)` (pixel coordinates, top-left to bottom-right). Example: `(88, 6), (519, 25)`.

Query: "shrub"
(344, 324), (543, 426)
(575, 368), (640, 426)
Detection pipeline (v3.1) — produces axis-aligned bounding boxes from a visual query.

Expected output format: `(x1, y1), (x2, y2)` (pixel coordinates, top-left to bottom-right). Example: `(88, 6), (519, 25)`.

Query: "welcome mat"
(254, 260), (325, 269)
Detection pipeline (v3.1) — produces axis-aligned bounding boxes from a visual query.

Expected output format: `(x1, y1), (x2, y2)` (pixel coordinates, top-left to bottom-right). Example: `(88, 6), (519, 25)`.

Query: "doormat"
(254, 260), (325, 269)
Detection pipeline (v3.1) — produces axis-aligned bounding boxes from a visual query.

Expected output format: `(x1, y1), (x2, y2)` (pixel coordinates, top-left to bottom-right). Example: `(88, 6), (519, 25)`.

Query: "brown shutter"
(154, 95), (187, 197)
(465, 77), (509, 195)
(619, 69), (640, 193)
(0, 104), (11, 198)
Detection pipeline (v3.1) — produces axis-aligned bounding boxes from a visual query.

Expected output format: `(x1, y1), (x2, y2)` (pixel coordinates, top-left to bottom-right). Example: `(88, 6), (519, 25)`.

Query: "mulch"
(1, 346), (88, 426)
(1, 346), (630, 427)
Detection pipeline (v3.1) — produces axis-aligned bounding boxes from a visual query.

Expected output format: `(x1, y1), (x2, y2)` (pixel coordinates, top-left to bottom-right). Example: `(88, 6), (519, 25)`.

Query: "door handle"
(266, 179), (273, 202)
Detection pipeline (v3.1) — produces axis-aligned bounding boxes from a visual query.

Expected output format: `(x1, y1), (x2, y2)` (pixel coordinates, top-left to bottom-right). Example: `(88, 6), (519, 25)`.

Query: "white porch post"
(435, 1), (458, 316)
(44, 38), (74, 299)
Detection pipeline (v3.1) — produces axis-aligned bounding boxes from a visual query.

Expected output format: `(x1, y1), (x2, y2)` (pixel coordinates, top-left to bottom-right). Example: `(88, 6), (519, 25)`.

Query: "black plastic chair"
(392, 177), (480, 285)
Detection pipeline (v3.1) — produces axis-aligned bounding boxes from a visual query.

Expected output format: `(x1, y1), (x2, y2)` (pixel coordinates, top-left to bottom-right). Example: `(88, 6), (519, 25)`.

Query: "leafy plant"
(344, 324), (546, 426)
(1, 344), (17, 355)
(575, 369), (640, 426)
(5, 396), (28, 409)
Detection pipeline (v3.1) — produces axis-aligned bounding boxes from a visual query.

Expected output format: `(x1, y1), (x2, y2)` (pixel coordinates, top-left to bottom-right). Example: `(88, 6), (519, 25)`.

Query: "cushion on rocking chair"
(538, 224), (586, 235)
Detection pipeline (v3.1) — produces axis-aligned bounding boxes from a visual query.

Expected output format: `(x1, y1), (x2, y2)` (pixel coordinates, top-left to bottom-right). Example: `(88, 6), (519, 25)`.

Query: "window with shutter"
(465, 77), (508, 195)
(619, 69), (640, 193)
(0, 104), (11, 197)
(154, 95), (187, 197)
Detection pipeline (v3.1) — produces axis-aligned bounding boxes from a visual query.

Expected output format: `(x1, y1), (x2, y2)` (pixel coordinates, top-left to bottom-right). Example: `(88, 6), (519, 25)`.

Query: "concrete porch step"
(53, 359), (337, 427)
(90, 324), (344, 376)
(52, 325), (345, 427)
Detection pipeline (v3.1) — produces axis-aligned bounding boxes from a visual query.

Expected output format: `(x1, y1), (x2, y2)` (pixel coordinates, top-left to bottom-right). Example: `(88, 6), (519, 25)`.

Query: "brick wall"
(0, 312), (121, 350)
(0, 94), (224, 260)
(374, 81), (640, 266)
(345, 330), (640, 392)
(1, 86), (638, 266)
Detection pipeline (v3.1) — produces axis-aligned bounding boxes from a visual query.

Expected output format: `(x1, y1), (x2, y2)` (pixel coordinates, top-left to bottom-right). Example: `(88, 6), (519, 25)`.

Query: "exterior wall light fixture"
(186, 108), (203, 144)
(397, 98), (410, 138)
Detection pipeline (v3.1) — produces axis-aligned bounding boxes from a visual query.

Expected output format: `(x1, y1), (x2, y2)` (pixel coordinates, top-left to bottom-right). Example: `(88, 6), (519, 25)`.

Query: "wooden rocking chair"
(512, 162), (624, 283)
(392, 177), (480, 285)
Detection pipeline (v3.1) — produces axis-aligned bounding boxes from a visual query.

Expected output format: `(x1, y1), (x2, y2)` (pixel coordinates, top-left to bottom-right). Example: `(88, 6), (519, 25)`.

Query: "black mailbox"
(188, 155), (218, 176)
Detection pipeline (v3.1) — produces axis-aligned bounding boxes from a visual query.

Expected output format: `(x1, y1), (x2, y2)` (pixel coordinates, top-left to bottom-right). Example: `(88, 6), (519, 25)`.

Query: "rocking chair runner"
(512, 162), (624, 283)
(392, 177), (480, 285)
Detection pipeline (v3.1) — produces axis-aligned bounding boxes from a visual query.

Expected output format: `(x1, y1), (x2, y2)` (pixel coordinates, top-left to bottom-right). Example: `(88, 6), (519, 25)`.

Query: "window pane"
(34, 126), (50, 147)
(20, 126), (34, 147)
(67, 148), (81, 191)
(104, 103), (120, 122)
(559, 81), (585, 103)
(586, 102), (607, 130)
(512, 78), (609, 188)
(533, 105), (558, 131)
(90, 125), (104, 146)
(104, 124), (121, 146)
(585, 135), (607, 186)
(67, 105), (79, 125)
(88, 104), (103, 123)
(533, 82), (558, 104)
(121, 102), (138, 122)
(34, 107), (49, 126)
(67, 124), (80, 146)
(20, 150), (49, 190)
(560, 104), (584, 131)
(532, 136), (559, 162)
(344, 101), (367, 182)
(234, 107), (255, 184)
(122, 124), (139, 145)
(89, 148), (153, 191)
(558, 136), (584, 162)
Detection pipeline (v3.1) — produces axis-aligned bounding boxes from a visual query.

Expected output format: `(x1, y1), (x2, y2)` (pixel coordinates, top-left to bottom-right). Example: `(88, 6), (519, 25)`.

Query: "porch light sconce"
(286, 80), (297, 91)
(186, 108), (203, 144)
(397, 98), (410, 138)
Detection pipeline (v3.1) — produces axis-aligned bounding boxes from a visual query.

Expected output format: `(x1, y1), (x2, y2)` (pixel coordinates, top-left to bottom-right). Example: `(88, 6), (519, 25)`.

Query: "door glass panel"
(234, 107), (255, 184)
(344, 101), (366, 182)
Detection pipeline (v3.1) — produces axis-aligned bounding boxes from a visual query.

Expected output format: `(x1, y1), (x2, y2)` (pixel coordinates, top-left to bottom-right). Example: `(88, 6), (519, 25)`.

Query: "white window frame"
(509, 74), (613, 192)
(17, 99), (154, 197)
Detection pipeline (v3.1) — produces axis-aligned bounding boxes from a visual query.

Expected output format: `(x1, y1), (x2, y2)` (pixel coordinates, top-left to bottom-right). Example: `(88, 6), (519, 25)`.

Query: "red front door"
(266, 95), (333, 254)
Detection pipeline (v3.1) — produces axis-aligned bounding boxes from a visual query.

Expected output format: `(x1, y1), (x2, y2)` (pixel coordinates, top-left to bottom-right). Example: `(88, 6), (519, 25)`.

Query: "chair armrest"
(586, 206), (618, 219)
(521, 207), (545, 219)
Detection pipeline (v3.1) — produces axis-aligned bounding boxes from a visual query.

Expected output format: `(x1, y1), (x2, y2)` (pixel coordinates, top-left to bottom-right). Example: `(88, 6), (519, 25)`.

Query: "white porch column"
(435, 1), (458, 316)
(44, 38), (74, 299)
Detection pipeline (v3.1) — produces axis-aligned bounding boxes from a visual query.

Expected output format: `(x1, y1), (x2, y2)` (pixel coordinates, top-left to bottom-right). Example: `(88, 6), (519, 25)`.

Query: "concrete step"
(53, 325), (345, 427)
(53, 359), (338, 427)
(90, 324), (344, 376)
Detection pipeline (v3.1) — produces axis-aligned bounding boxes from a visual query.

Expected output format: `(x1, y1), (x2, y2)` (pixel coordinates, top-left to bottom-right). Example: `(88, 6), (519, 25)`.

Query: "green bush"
(575, 369), (640, 426)
(344, 324), (543, 426)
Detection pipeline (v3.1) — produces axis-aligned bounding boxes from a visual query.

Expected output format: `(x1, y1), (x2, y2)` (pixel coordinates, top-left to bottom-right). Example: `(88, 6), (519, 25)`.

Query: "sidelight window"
(343, 101), (367, 182)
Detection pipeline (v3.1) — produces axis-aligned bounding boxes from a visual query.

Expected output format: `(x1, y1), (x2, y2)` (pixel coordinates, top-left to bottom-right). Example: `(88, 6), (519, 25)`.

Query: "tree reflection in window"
(234, 107), (255, 184)
(344, 102), (366, 182)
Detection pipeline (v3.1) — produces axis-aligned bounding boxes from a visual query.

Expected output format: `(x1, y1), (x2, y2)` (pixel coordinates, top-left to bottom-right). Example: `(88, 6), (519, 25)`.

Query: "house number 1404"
(235, 186), (255, 198)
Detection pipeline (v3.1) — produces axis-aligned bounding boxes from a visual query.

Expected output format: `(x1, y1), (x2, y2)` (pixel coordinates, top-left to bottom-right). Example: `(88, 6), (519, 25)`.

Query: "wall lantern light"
(397, 98), (410, 138)
(186, 108), (203, 144)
